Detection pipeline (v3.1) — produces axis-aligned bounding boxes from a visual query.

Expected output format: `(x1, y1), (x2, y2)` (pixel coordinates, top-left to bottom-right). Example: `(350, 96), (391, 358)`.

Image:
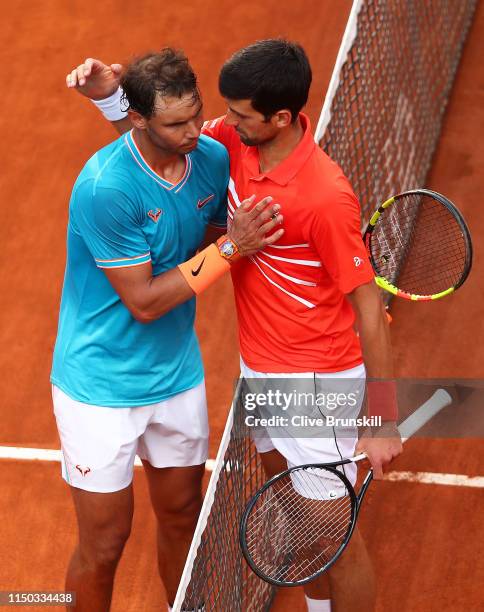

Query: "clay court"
(0, 1), (483, 610)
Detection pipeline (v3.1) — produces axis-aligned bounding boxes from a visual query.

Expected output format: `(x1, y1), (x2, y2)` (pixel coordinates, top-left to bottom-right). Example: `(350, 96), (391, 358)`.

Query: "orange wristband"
(178, 243), (230, 294)
(367, 380), (398, 421)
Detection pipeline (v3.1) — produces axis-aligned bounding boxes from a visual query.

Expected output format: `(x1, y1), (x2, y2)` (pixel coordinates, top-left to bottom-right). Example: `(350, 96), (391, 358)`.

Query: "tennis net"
(173, 1), (477, 609)
(173, 382), (276, 611)
(314, 0), (477, 225)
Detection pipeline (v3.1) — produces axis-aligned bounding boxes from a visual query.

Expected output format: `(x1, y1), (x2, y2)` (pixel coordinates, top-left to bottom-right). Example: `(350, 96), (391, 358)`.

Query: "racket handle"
(350, 388), (452, 462)
(398, 388), (452, 440)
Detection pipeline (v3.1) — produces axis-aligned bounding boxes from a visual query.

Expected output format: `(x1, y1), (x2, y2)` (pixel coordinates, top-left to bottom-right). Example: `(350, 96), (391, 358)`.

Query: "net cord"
(314, 0), (364, 144)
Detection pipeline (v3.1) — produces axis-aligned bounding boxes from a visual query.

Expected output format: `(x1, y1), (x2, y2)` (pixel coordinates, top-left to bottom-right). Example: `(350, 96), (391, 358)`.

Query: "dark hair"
(121, 48), (198, 118)
(218, 39), (312, 122)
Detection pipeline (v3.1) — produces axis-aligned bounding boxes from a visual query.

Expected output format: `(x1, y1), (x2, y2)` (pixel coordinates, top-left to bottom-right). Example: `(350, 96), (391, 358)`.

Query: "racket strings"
(376, 203), (463, 284)
(246, 472), (346, 528)
(371, 194), (468, 295)
(244, 468), (354, 582)
(375, 197), (466, 291)
(246, 475), (349, 540)
(269, 474), (354, 580)
(271, 503), (352, 577)
(248, 493), (352, 580)
(248, 493), (350, 553)
(248, 506), (351, 581)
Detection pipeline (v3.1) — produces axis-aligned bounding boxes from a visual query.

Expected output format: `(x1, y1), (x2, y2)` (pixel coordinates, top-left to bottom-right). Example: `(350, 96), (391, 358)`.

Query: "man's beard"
(237, 131), (268, 147)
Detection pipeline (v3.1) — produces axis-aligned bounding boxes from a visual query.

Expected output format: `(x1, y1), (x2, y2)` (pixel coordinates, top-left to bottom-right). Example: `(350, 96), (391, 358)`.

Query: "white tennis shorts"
(52, 381), (208, 493)
(240, 359), (366, 487)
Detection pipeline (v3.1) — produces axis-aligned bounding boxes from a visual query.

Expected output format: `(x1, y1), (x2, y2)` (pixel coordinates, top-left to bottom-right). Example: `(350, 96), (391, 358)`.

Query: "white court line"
(0, 446), (63, 462)
(0, 446), (216, 471)
(384, 471), (484, 488)
(0, 446), (481, 488)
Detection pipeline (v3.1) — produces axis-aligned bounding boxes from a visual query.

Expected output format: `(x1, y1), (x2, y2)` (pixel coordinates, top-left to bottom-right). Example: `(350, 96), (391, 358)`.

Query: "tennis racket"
(239, 388), (452, 587)
(364, 189), (472, 301)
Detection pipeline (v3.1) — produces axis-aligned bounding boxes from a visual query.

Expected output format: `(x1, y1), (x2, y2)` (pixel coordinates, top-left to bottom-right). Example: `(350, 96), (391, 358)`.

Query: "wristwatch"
(217, 235), (240, 263)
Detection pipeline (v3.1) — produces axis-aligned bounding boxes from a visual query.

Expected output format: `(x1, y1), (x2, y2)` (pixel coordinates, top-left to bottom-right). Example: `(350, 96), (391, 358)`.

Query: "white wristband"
(90, 86), (127, 121)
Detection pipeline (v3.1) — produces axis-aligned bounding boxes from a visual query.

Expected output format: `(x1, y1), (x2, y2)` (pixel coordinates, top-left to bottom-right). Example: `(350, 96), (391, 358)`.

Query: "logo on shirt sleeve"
(353, 256), (363, 267)
(148, 208), (163, 223)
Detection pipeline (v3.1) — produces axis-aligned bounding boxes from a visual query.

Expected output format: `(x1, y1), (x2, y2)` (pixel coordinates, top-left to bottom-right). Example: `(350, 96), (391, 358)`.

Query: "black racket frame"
(239, 461), (374, 587)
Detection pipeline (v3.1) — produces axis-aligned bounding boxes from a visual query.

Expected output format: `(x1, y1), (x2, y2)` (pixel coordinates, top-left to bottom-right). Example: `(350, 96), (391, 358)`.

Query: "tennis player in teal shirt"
(51, 129), (228, 406)
(51, 48), (283, 612)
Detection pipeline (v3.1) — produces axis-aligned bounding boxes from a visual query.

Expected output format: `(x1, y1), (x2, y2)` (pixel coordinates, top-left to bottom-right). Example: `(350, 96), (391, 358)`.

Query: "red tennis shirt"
(202, 114), (374, 373)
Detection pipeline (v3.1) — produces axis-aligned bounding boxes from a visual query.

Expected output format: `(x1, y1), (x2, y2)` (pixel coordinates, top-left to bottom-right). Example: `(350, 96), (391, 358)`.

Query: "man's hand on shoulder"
(66, 57), (122, 100)
(355, 422), (403, 479)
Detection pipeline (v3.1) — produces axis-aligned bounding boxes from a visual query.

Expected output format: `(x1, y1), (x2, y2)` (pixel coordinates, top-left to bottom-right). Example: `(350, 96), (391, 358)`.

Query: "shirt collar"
(248, 113), (316, 186)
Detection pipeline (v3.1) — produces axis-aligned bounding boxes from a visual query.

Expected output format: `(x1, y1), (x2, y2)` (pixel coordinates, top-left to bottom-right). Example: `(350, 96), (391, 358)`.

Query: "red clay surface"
(0, 1), (483, 610)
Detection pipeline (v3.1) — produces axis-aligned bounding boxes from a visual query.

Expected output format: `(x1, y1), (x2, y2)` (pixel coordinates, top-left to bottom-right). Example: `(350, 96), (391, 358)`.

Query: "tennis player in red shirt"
(67, 39), (402, 612)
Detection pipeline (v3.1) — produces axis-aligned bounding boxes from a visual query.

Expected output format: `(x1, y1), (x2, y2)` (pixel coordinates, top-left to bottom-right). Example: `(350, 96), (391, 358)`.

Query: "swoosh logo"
(192, 256), (206, 276)
(197, 194), (215, 209)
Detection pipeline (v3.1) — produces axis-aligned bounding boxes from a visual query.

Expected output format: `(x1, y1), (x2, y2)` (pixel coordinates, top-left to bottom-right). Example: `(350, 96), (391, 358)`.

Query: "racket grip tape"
(398, 388), (452, 440)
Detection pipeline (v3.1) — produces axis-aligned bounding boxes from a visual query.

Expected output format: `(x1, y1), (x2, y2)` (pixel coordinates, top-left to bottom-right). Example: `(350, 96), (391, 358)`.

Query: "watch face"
(221, 241), (236, 257)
